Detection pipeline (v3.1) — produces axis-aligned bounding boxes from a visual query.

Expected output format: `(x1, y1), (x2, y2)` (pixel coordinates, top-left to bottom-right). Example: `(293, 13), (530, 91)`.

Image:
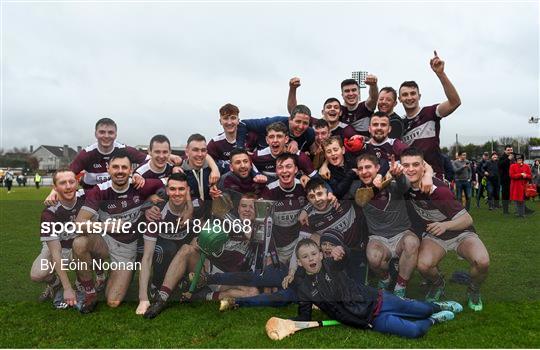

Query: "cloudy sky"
(2, 1), (539, 151)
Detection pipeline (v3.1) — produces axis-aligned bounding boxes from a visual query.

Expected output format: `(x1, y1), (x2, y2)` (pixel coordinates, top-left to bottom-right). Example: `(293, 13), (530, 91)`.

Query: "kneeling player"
(72, 150), (164, 313)
(351, 154), (419, 297)
(292, 238), (462, 339)
(401, 148), (489, 311)
(30, 169), (87, 308)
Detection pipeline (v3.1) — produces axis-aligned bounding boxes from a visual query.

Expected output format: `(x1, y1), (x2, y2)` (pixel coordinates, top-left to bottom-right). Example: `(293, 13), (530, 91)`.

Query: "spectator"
(532, 159), (540, 201)
(498, 145), (514, 214)
(509, 154), (532, 218)
(452, 152), (472, 211)
(476, 152), (489, 208)
(34, 172), (42, 189)
(484, 152), (500, 210)
(4, 168), (14, 193)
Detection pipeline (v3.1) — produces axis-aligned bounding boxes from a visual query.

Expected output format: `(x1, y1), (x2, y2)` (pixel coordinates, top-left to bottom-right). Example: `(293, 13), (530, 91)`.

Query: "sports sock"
(394, 275), (408, 291)
(380, 272), (391, 284)
(206, 292), (220, 301)
(159, 286), (172, 301)
(50, 274), (61, 288)
(78, 278), (95, 294)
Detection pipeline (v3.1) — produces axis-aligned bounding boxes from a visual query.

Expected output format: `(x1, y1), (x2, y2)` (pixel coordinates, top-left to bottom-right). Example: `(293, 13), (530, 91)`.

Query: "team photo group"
(31, 51), (499, 340)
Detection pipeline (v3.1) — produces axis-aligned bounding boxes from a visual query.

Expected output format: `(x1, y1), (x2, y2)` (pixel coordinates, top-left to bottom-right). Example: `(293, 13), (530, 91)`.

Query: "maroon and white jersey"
(340, 102), (374, 137)
(142, 201), (193, 243)
(261, 179), (308, 248)
(40, 190), (87, 249)
(330, 122), (357, 140)
(82, 179), (164, 243)
(70, 141), (149, 188)
(209, 218), (251, 273)
(405, 177), (476, 240)
(207, 132), (236, 162)
(365, 138), (409, 162)
(251, 147), (316, 179)
(401, 104), (443, 175)
(218, 171), (264, 196)
(306, 200), (366, 249)
(135, 161), (174, 181)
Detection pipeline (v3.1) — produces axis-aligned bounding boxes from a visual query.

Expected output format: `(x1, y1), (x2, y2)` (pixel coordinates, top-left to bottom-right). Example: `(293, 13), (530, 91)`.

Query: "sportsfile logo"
(40, 219), (184, 237)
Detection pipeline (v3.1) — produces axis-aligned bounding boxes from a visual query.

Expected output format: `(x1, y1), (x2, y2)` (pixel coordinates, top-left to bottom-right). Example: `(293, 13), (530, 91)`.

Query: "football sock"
(79, 279), (95, 294)
(206, 292), (220, 301)
(159, 286), (172, 301)
(380, 272), (391, 284)
(394, 275), (408, 291)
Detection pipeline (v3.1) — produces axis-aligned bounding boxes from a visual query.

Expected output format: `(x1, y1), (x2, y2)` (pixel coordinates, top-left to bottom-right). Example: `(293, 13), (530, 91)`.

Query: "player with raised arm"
(401, 148), (489, 311)
(399, 51), (461, 178)
(30, 169), (87, 308)
(72, 149), (164, 313)
(236, 105), (315, 153)
(339, 75), (379, 137)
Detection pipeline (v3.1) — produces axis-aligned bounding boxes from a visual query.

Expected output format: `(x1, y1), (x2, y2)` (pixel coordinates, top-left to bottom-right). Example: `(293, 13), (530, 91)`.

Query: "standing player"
(309, 119), (331, 170)
(251, 122), (316, 185)
(213, 148), (267, 201)
(399, 51), (461, 178)
(349, 154), (419, 297)
(401, 148), (489, 311)
(320, 98), (356, 140)
(72, 150), (164, 313)
(339, 75), (379, 137)
(181, 134), (218, 219)
(376, 87), (405, 139)
(30, 169), (87, 307)
(136, 173), (195, 315)
(207, 103), (243, 174)
(135, 134), (179, 181)
(236, 105), (315, 153)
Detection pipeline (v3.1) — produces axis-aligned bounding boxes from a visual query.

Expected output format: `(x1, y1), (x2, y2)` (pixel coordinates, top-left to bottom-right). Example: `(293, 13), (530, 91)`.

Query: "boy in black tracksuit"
(293, 238), (462, 339)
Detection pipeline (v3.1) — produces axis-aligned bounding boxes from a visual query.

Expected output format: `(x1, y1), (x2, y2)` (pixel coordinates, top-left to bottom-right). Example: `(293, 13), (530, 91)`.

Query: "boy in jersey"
(401, 148), (489, 311)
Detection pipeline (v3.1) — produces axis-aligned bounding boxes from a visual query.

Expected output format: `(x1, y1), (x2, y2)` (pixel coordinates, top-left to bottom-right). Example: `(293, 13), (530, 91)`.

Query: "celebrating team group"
(31, 51), (490, 339)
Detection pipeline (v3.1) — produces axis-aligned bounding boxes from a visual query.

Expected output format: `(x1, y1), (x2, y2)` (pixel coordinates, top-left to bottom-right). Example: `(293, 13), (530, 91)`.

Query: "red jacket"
(509, 163), (532, 201)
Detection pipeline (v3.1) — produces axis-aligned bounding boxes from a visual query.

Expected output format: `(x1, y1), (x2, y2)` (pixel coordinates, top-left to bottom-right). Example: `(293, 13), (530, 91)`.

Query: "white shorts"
(37, 242), (73, 273)
(422, 231), (479, 253)
(102, 235), (137, 265)
(368, 230), (416, 259)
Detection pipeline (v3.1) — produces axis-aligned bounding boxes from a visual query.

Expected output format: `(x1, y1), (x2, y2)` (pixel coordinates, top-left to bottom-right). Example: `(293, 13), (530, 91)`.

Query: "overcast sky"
(2, 1), (539, 151)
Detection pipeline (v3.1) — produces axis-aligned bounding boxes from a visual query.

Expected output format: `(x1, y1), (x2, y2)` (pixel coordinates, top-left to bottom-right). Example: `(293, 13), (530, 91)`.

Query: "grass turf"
(0, 187), (539, 348)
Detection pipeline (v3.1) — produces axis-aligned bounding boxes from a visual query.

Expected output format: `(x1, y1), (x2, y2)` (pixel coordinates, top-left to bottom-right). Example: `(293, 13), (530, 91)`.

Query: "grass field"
(1, 187), (539, 348)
